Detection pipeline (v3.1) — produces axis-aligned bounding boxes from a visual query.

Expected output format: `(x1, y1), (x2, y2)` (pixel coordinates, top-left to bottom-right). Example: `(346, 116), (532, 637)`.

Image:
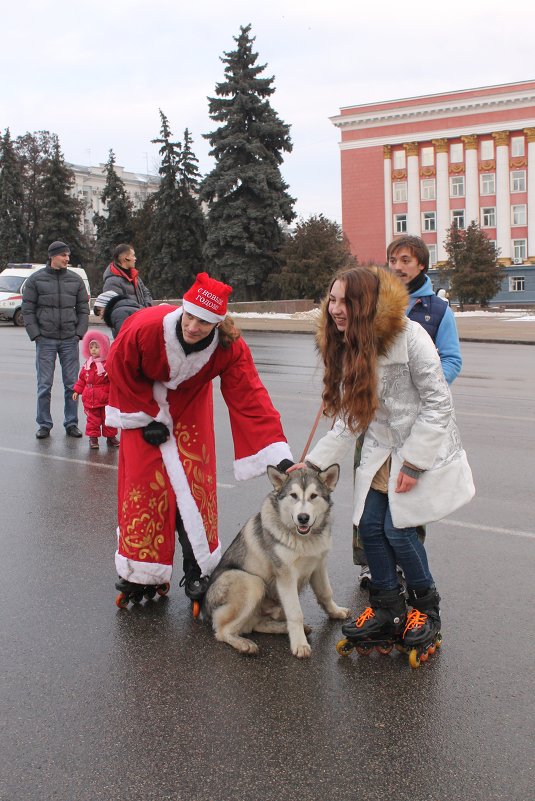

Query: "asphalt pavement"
(1, 325), (534, 801)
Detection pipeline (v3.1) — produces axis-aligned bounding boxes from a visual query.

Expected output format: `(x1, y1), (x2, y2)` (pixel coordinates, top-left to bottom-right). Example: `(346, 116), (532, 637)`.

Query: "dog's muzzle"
(296, 514), (312, 536)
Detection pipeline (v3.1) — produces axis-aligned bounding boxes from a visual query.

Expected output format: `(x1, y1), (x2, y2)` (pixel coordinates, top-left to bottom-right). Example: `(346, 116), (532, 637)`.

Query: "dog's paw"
(237, 639), (259, 656)
(329, 605), (351, 620)
(292, 642), (312, 659)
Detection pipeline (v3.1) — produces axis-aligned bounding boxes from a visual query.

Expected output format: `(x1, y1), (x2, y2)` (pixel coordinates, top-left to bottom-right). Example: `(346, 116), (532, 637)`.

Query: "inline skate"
(401, 587), (442, 669)
(336, 586), (407, 657)
(115, 577), (170, 608)
(179, 562), (210, 619)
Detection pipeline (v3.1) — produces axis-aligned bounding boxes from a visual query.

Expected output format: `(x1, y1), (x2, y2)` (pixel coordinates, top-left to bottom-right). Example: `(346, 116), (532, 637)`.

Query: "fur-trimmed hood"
(80, 329), (111, 360)
(316, 266), (408, 357)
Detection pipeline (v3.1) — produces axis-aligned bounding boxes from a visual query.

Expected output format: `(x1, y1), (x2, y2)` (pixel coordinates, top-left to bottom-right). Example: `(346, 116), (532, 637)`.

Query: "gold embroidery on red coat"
(119, 469), (169, 560)
(175, 422), (218, 545)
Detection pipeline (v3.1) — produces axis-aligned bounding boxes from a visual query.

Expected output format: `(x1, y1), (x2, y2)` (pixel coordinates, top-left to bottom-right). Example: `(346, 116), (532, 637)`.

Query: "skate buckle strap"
(355, 607), (375, 628)
(404, 608), (428, 635)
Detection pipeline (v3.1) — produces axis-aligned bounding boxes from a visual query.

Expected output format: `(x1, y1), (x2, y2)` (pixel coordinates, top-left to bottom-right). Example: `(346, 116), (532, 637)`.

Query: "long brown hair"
(218, 315), (241, 349)
(318, 267), (380, 433)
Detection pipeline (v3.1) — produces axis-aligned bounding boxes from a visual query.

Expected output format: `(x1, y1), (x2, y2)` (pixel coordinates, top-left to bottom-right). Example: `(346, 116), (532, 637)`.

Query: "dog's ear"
(317, 463), (340, 491)
(267, 464), (287, 492)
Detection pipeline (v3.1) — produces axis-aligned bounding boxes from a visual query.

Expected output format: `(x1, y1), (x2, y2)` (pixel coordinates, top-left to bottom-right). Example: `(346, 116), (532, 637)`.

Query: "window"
(511, 137), (525, 157)
(421, 146), (434, 167)
(481, 207), (496, 227)
(393, 150), (406, 169)
(450, 175), (465, 197)
(394, 214), (407, 233)
(428, 244), (437, 266)
(512, 239), (527, 260)
(420, 178), (436, 200)
(452, 209), (465, 229)
(511, 170), (526, 192)
(422, 211), (436, 232)
(509, 276), (525, 291)
(480, 140), (494, 160)
(512, 205), (527, 226)
(480, 173), (496, 195)
(393, 181), (407, 203)
(450, 143), (463, 163)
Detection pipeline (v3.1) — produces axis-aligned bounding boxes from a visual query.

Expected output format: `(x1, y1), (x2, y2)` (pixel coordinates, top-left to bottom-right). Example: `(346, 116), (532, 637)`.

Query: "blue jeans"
(359, 489), (434, 591)
(35, 337), (80, 430)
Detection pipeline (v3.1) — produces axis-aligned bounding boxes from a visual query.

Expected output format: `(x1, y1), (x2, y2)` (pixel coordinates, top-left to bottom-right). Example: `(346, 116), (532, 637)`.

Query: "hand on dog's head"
(267, 463), (340, 493)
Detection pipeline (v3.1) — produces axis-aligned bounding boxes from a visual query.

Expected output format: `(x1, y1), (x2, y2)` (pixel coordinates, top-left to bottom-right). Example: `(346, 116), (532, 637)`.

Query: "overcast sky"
(4, 0), (535, 223)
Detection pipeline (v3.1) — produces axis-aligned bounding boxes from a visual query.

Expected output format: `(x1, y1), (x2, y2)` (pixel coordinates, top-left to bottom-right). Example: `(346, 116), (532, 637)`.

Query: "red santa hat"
(182, 272), (233, 323)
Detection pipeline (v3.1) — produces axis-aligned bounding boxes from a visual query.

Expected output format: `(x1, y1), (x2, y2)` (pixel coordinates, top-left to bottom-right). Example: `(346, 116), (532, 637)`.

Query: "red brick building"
(332, 80), (535, 268)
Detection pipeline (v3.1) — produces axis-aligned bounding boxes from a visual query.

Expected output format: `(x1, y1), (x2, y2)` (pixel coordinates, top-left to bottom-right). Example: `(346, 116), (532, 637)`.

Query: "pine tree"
(36, 136), (88, 265)
(15, 131), (56, 261)
(200, 24), (295, 300)
(271, 215), (357, 301)
(441, 221), (504, 309)
(0, 128), (27, 267)
(93, 150), (133, 268)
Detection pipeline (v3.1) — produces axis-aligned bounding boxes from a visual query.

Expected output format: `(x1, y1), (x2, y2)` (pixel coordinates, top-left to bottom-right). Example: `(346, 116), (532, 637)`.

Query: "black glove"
(142, 421), (170, 446)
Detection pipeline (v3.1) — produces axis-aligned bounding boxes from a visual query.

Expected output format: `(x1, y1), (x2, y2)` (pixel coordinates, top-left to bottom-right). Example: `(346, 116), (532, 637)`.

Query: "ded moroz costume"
(105, 273), (293, 601)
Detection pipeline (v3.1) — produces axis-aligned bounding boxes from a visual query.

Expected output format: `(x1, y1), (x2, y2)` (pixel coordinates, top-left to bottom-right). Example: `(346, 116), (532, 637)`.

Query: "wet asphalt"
(1, 324), (534, 801)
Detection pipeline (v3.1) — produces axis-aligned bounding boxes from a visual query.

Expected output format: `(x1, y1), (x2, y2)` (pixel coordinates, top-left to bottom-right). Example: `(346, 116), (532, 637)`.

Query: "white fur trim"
(234, 441), (294, 481)
(153, 381), (221, 576)
(182, 298), (225, 323)
(105, 405), (154, 430)
(161, 307), (220, 390)
(115, 550), (173, 585)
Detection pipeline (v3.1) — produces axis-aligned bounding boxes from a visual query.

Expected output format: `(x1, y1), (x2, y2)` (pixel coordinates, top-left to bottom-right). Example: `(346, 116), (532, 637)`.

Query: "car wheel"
(13, 309), (24, 327)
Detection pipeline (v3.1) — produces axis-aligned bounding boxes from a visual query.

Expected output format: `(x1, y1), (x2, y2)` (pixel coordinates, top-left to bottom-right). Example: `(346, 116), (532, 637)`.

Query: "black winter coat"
(22, 266), (90, 341)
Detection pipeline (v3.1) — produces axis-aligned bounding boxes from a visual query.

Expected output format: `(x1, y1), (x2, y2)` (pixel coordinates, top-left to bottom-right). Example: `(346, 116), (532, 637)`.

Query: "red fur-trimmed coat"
(105, 304), (293, 584)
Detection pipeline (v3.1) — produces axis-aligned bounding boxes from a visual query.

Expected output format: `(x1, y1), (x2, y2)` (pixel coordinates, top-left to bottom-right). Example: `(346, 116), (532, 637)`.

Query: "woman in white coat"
(293, 266), (474, 661)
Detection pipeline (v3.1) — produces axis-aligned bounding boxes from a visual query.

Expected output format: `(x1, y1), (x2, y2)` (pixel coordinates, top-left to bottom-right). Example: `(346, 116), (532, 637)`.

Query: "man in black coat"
(22, 241), (89, 439)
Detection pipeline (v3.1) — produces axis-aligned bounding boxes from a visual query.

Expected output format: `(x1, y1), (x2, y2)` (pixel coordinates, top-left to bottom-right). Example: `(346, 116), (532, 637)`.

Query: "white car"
(0, 264), (91, 327)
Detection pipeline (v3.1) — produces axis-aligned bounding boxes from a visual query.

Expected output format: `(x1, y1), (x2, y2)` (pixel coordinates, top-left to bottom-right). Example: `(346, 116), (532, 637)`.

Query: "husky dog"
(202, 464), (350, 658)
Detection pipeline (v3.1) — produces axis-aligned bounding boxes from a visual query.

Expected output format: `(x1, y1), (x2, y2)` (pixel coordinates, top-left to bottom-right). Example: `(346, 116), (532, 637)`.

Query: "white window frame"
(420, 178), (436, 201)
(393, 150), (406, 169)
(427, 244), (437, 266)
(509, 275), (525, 291)
(452, 209), (465, 229)
(481, 207), (496, 227)
(450, 175), (465, 197)
(422, 211), (436, 232)
(511, 170), (526, 193)
(511, 205), (527, 226)
(511, 137), (525, 157)
(394, 213), (407, 234)
(480, 140), (494, 160)
(392, 181), (407, 203)
(420, 146), (434, 167)
(450, 143), (463, 163)
(480, 173), (496, 195)
(512, 239), (527, 261)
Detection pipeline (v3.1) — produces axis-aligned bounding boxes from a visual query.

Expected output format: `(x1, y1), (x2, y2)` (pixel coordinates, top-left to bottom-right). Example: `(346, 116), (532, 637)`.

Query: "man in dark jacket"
(22, 241), (89, 439)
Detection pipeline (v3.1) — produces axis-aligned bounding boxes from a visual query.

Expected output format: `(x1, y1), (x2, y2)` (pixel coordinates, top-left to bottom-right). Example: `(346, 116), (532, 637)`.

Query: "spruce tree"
(0, 129), (27, 267)
(441, 221), (504, 309)
(15, 131), (56, 261)
(36, 137), (87, 266)
(201, 24), (295, 300)
(93, 150), (133, 268)
(175, 127), (205, 286)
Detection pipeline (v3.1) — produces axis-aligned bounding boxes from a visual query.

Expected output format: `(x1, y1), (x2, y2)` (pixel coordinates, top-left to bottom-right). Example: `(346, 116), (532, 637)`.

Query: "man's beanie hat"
(48, 241), (71, 257)
(182, 272), (233, 323)
(94, 290), (119, 309)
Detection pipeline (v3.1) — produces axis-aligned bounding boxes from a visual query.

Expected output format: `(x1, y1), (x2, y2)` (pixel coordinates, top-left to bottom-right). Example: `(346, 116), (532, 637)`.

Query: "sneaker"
(89, 437), (99, 449)
(66, 424), (82, 438)
(36, 427), (50, 439)
(358, 564), (372, 589)
(106, 436), (120, 447)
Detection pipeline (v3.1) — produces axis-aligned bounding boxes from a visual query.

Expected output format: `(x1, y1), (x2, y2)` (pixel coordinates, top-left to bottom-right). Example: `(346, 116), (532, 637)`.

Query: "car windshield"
(0, 276), (25, 293)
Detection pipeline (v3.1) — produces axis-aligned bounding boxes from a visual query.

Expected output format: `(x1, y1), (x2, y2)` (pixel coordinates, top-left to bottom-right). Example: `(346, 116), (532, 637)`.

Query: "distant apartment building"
(331, 80), (535, 303)
(68, 162), (160, 236)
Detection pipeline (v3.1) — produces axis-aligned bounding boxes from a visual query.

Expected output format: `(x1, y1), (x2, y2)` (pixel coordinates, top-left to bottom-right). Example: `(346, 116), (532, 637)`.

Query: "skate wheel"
(157, 582), (170, 597)
(192, 600), (201, 619)
(355, 644), (373, 657)
(435, 633), (443, 649)
(335, 638), (354, 656)
(115, 593), (129, 609)
(420, 650), (429, 663)
(376, 644), (393, 655)
(427, 642), (436, 656)
(145, 587), (157, 600)
(408, 649), (421, 669)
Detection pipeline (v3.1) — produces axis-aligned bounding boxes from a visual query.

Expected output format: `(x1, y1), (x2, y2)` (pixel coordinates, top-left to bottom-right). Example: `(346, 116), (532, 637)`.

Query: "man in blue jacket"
(355, 234), (462, 582)
(22, 241), (89, 439)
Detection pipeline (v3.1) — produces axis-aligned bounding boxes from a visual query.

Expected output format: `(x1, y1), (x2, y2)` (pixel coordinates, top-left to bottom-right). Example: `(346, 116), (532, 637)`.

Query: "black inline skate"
(115, 577), (170, 608)
(179, 562), (210, 619)
(336, 586), (407, 657)
(401, 586), (442, 669)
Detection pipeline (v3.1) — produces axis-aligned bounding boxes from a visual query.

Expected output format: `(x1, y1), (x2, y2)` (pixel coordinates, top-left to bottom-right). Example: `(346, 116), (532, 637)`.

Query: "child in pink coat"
(73, 330), (119, 449)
